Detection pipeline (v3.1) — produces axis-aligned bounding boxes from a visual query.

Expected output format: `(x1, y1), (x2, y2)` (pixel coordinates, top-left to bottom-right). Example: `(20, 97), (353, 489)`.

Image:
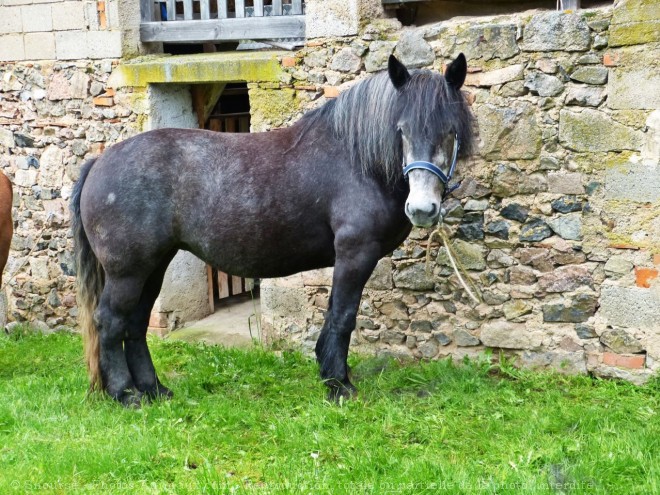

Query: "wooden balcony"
(139, 0), (306, 44)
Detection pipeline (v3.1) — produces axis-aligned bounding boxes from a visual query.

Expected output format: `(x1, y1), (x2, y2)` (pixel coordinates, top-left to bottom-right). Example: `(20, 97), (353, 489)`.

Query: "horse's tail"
(71, 159), (104, 391)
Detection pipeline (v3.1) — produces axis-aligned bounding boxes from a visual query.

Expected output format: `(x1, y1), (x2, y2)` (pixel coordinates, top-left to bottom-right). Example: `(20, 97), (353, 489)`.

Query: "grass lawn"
(0, 331), (658, 494)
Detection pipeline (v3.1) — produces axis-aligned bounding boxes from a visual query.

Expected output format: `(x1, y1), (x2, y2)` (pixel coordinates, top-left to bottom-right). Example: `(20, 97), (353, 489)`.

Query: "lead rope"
(425, 224), (482, 305)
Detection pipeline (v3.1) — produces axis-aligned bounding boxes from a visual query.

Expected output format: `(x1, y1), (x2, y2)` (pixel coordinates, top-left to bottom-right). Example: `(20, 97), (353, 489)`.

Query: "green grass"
(0, 331), (659, 495)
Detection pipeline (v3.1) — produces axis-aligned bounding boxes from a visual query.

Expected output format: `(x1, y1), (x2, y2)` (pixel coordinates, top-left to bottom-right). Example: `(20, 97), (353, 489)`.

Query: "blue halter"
(403, 134), (461, 198)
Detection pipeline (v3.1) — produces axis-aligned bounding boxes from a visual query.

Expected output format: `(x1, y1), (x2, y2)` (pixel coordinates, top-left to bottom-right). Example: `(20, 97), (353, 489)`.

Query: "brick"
(602, 352), (645, 369)
(21, 4), (52, 32)
(0, 6), (22, 34)
(0, 34), (25, 62)
(282, 56), (297, 68)
(92, 96), (114, 106)
(55, 31), (87, 59)
(24, 31), (55, 60)
(323, 86), (339, 98)
(52, 1), (85, 31)
(148, 311), (168, 328)
(635, 267), (659, 288)
(603, 52), (620, 67)
(608, 243), (641, 250)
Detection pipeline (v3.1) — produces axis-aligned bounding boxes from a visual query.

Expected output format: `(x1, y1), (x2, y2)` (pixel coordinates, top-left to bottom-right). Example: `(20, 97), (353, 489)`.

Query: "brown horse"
(0, 173), (12, 288)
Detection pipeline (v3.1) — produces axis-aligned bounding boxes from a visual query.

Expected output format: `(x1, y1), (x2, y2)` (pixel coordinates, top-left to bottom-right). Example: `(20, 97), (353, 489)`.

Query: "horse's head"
(388, 54), (469, 228)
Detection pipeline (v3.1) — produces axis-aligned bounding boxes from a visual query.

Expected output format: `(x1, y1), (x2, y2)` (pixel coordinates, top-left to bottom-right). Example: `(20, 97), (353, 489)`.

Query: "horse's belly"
(187, 224), (336, 279)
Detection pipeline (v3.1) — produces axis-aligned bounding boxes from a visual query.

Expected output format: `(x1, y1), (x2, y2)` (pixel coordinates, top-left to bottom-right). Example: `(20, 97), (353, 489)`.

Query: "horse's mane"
(301, 69), (474, 183)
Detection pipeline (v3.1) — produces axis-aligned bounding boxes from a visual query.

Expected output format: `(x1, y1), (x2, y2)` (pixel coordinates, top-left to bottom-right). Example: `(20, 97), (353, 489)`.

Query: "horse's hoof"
(115, 388), (144, 408)
(327, 383), (357, 403)
(145, 383), (173, 401)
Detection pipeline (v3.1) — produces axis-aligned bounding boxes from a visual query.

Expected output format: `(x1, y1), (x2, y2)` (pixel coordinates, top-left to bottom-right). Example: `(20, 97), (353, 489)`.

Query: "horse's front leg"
(315, 236), (380, 401)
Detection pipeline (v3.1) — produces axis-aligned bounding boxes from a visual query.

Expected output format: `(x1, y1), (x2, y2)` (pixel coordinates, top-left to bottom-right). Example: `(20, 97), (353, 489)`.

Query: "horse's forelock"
(315, 69), (474, 183)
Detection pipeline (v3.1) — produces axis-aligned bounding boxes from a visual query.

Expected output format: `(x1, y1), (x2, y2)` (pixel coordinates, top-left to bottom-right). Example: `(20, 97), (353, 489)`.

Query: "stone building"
(0, 0), (658, 382)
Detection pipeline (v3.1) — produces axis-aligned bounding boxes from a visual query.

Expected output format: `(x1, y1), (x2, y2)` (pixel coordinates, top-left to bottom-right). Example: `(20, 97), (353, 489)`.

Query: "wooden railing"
(140, 0), (306, 43)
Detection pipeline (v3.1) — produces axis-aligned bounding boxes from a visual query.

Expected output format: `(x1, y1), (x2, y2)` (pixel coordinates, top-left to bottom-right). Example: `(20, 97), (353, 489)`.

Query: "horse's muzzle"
(405, 200), (441, 227)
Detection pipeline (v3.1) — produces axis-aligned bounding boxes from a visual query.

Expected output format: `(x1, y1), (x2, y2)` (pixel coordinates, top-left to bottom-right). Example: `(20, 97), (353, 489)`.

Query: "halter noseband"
(402, 133), (461, 198)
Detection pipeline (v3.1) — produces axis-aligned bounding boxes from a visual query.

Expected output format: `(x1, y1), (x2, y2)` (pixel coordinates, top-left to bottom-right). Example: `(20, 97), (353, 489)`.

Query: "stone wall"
(0, 59), (142, 329)
(0, 0), (658, 384)
(261, 0), (660, 383)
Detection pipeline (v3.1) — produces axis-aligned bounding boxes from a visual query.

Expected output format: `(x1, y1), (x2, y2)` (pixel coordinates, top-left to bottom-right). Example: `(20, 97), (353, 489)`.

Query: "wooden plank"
(218, 0), (227, 18)
(272, 0), (282, 15)
(166, 0), (175, 21)
(140, 16), (306, 42)
(231, 276), (243, 295)
(254, 0), (263, 17)
(291, 0), (302, 15)
(140, 0), (154, 22)
(218, 272), (230, 299)
(208, 118), (221, 131)
(238, 116), (249, 133)
(206, 265), (215, 313)
(200, 0), (210, 19)
(183, 0), (193, 20)
(225, 117), (236, 132)
(235, 0), (245, 17)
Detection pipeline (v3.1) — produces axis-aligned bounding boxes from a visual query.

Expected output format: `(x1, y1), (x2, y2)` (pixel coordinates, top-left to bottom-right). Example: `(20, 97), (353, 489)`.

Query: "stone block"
(330, 47), (361, 73)
(86, 31), (122, 59)
(599, 284), (660, 329)
(542, 294), (598, 323)
(306, 0), (364, 38)
(24, 32), (55, 60)
(394, 30), (434, 68)
(547, 212), (582, 241)
(480, 321), (542, 350)
(21, 4), (53, 32)
(154, 251), (211, 324)
(608, 69), (660, 110)
(565, 86), (605, 107)
(521, 12), (591, 52)
(605, 162), (660, 203)
(52, 1), (85, 31)
(559, 109), (643, 152)
(477, 102), (541, 159)
(610, 0), (660, 47)
(437, 239), (487, 271)
(464, 64), (524, 87)
(365, 41), (396, 73)
(524, 72), (564, 97)
(55, 31), (87, 59)
(393, 263), (435, 291)
(538, 265), (592, 293)
(0, 34), (25, 62)
(600, 327), (644, 354)
(570, 66), (608, 85)
(520, 351), (587, 374)
(547, 172), (584, 195)
(452, 23), (519, 61)
(0, 7), (22, 34)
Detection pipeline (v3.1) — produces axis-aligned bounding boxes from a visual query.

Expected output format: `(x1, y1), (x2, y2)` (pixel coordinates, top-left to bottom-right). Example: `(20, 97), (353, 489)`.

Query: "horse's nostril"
(429, 203), (438, 218)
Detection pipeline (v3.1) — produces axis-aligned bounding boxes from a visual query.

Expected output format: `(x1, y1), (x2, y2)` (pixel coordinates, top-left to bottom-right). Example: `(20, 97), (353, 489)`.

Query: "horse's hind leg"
(315, 236), (380, 401)
(96, 276), (146, 407)
(124, 255), (175, 400)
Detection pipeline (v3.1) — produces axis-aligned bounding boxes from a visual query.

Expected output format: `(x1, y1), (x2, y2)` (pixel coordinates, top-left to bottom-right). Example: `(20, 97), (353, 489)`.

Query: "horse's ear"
(445, 53), (467, 90)
(388, 55), (410, 90)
